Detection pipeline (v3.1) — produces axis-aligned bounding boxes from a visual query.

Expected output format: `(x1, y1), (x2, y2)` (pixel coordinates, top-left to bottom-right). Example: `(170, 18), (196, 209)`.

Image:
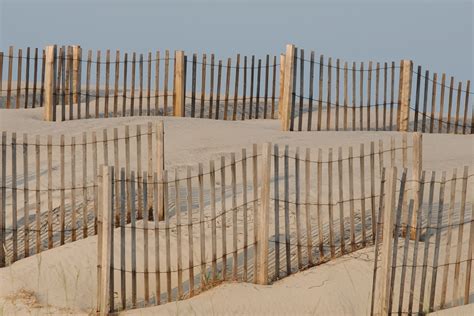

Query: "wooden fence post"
(43, 45), (57, 121)
(378, 166), (397, 314)
(156, 121), (165, 220)
(411, 132), (422, 238)
(399, 60), (413, 131)
(72, 45), (82, 104)
(256, 142), (271, 285)
(280, 44), (296, 131)
(98, 165), (114, 315)
(278, 53), (286, 119)
(173, 51), (185, 117)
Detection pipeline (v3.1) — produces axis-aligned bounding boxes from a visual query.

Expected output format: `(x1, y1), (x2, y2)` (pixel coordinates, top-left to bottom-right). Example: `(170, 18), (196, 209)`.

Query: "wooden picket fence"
(1, 44), (472, 135)
(371, 167), (473, 315)
(280, 45), (473, 134)
(0, 122), (164, 267)
(95, 135), (418, 313)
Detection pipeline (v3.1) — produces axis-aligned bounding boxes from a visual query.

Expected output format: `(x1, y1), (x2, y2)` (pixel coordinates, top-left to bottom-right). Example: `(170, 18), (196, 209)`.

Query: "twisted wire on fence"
(0, 54), (174, 64)
(412, 70), (473, 95)
(295, 56), (402, 72)
(409, 106), (473, 130)
(188, 59), (281, 70)
(111, 242), (257, 275)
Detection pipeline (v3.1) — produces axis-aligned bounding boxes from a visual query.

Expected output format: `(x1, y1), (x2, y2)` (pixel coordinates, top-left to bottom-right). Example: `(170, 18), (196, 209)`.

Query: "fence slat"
(337, 147), (345, 254)
(344, 62), (348, 130)
(163, 50), (169, 116)
(264, 54), (269, 119)
(199, 163), (207, 283)
(352, 61), (356, 131)
(421, 70), (429, 132)
(6, 46), (12, 108)
(348, 147), (355, 251)
(295, 147), (303, 267)
(367, 61), (372, 130)
(153, 172), (161, 305)
(138, 53), (143, 116)
(326, 58), (332, 131)
(440, 169), (457, 308)
(298, 50), (304, 131)
(232, 55), (240, 120)
(328, 148), (335, 258)
(175, 169), (183, 298)
(143, 172), (150, 305)
(25, 48), (30, 108)
(252, 144), (259, 279)
(35, 135), (41, 253)
(210, 160), (217, 281)
(114, 50), (120, 117)
(23, 134), (29, 257)
(12, 133), (18, 260)
(438, 74), (446, 133)
(230, 154), (238, 279)
(122, 53), (128, 116)
(317, 148), (324, 260)
(32, 49), (38, 108)
(428, 172), (446, 312)
(85, 50), (92, 118)
(224, 58), (231, 120)
(249, 56), (254, 119)
(452, 166), (469, 305)
(200, 54), (207, 118)
(335, 59), (340, 131)
(305, 148), (313, 265)
(359, 62), (364, 131)
(95, 50), (101, 118)
(359, 144), (366, 246)
(462, 81), (470, 134)
(308, 51), (315, 131)
(271, 55), (277, 119)
(186, 166), (195, 296)
(429, 73), (438, 133)
(256, 58), (261, 119)
(454, 82), (462, 134)
(242, 149), (249, 280)
(16, 49), (22, 109)
(130, 171), (137, 307)
(413, 66), (421, 131)
(120, 168), (126, 310)
(388, 169), (407, 313)
(375, 62), (380, 131)
(446, 77), (454, 133)
(191, 53), (197, 117)
(408, 172), (426, 314)
(83, 132), (88, 238)
(419, 171), (436, 313)
(318, 55), (324, 131)
(130, 53), (136, 116)
(47, 135), (52, 249)
(220, 156), (228, 280)
(398, 199), (415, 314)
(464, 184), (474, 304)
(284, 145), (291, 273)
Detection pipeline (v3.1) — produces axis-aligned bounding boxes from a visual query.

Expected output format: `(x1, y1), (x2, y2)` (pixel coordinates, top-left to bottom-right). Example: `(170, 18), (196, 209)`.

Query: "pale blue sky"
(1, 0), (472, 81)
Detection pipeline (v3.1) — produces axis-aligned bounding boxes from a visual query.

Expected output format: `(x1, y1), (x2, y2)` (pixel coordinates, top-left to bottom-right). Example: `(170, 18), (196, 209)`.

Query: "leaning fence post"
(72, 45), (82, 104)
(43, 45), (57, 121)
(97, 165), (114, 315)
(378, 166), (397, 314)
(156, 121), (165, 220)
(173, 50), (185, 117)
(411, 132), (422, 238)
(280, 44), (296, 131)
(256, 142), (271, 285)
(398, 60), (413, 132)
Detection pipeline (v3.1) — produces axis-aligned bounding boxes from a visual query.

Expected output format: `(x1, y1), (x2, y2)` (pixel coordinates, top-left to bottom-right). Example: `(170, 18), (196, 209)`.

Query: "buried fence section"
(371, 166), (474, 315)
(0, 122), (164, 267)
(97, 147), (263, 312)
